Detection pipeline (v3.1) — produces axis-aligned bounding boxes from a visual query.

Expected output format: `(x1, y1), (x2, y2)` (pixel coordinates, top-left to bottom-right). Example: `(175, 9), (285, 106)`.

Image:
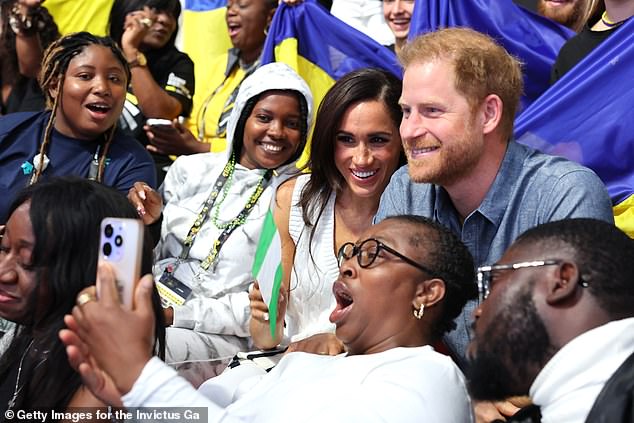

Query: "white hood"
(224, 62), (314, 168)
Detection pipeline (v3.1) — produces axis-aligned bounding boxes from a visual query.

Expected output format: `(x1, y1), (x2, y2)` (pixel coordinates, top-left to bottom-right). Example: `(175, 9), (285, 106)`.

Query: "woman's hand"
(248, 281), (287, 349)
(121, 7), (154, 55)
(127, 181), (162, 225)
(62, 263), (156, 395)
(60, 313), (124, 407)
(286, 333), (345, 356)
(145, 120), (209, 155)
(473, 399), (522, 423)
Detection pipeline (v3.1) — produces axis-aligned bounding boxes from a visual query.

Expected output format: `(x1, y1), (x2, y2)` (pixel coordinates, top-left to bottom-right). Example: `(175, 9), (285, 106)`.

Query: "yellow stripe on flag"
(274, 38), (335, 169)
(181, 7), (232, 85)
(44, 0), (114, 36)
(614, 194), (634, 239)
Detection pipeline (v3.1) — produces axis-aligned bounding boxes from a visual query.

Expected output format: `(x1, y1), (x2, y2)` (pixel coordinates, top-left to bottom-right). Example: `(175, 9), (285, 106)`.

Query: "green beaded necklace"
(210, 156), (268, 230)
(176, 154), (273, 271)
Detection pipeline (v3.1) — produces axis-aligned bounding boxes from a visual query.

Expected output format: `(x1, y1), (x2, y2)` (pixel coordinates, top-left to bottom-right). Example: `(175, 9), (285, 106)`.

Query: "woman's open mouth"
(329, 281), (354, 324)
(85, 102), (112, 119)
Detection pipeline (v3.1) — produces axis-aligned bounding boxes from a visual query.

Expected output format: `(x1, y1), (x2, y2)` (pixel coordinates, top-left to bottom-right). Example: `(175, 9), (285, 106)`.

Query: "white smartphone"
(146, 118), (174, 128)
(97, 217), (144, 309)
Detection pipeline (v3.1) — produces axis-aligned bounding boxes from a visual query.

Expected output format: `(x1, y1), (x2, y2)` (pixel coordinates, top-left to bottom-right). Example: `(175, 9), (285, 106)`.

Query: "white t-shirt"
(124, 346), (474, 423)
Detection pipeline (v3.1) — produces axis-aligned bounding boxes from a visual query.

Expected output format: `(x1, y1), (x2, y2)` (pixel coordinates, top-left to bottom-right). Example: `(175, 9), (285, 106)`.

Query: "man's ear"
(412, 278), (445, 310)
(480, 94), (503, 136)
(545, 262), (581, 305)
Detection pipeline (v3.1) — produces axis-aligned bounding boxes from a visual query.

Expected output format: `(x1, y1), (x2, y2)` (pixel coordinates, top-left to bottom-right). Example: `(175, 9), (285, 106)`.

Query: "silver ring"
(262, 312), (269, 322)
(139, 18), (152, 27)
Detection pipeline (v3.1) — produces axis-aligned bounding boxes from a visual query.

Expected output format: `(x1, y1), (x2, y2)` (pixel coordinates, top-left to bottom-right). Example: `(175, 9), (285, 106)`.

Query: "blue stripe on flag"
(185, 0), (226, 11)
(515, 19), (634, 206)
(409, 0), (574, 111)
(262, 2), (401, 80)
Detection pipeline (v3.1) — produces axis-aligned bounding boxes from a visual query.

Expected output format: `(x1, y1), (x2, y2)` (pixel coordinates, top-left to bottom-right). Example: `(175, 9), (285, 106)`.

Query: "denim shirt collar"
(432, 140), (529, 229)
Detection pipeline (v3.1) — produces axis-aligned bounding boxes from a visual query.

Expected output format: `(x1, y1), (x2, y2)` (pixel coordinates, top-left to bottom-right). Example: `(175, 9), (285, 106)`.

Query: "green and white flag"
(252, 209), (283, 338)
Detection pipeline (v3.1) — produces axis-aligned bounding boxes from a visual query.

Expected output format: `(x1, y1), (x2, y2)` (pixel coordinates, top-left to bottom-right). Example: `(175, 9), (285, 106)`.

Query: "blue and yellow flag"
(409, 0), (574, 111)
(181, 0), (232, 88)
(44, 0), (114, 36)
(261, 2), (401, 165)
(515, 19), (634, 237)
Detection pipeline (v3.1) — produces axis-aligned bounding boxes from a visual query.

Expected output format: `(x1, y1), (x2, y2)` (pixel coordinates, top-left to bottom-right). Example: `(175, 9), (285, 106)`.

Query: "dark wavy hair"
(298, 68), (404, 250)
(383, 215), (477, 339)
(108, 0), (182, 48)
(0, 177), (165, 411)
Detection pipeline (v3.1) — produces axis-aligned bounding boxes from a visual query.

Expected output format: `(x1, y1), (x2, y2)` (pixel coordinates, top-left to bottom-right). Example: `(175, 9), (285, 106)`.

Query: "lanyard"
(196, 59), (260, 141)
(174, 154), (273, 272)
(87, 144), (102, 180)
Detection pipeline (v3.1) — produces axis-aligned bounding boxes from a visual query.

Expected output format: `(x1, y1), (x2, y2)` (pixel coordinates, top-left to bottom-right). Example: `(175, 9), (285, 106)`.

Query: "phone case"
(98, 217), (144, 309)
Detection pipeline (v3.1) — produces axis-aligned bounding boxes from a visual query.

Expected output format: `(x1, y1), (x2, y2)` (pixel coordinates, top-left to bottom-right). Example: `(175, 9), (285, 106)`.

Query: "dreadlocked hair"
(31, 32), (131, 185)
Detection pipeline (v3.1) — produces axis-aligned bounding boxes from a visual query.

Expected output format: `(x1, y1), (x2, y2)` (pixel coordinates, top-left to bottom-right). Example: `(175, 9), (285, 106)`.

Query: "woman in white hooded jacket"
(127, 62), (313, 363)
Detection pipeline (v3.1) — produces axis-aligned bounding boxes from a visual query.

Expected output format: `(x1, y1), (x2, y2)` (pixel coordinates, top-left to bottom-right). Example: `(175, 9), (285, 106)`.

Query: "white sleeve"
(172, 290), (250, 336)
(122, 357), (243, 423)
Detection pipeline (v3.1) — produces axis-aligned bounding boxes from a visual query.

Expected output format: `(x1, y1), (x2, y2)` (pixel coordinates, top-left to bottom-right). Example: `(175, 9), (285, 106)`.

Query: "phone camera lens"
(103, 242), (112, 256)
(115, 235), (123, 247)
(104, 224), (114, 238)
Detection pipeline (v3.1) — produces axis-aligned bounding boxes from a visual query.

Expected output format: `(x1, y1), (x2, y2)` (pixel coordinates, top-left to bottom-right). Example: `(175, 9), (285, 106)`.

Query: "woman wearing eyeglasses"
(61, 215), (477, 422)
(248, 67), (405, 356)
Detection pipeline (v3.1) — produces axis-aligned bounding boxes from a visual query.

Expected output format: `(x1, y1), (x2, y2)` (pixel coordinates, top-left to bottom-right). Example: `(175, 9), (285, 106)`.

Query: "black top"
(118, 45), (195, 145)
(4, 77), (46, 114)
(0, 337), (33, 420)
(513, 0), (537, 12)
(551, 24), (619, 84)
(584, 350), (634, 422)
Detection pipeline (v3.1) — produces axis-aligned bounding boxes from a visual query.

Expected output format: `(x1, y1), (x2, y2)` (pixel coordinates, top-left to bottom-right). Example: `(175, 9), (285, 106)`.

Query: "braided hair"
(32, 32), (131, 184)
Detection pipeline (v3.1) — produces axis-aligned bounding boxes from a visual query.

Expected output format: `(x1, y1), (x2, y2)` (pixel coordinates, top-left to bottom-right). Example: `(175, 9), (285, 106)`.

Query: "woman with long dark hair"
(249, 68), (405, 354)
(0, 177), (165, 415)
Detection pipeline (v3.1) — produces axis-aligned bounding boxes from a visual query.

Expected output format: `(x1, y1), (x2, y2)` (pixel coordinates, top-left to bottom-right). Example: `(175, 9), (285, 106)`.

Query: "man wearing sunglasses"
(468, 218), (634, 423)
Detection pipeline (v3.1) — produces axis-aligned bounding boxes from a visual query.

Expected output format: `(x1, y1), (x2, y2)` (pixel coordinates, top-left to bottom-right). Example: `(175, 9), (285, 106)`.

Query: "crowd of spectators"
(0, 0), (633, 422)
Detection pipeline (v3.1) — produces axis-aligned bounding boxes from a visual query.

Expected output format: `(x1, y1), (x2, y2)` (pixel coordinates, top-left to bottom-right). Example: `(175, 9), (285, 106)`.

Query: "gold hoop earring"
(414, 304), (425, 320)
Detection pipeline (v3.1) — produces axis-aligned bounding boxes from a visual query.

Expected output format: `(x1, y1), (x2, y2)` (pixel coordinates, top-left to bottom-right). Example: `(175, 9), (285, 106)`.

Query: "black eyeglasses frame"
(337, 238), (439, 277)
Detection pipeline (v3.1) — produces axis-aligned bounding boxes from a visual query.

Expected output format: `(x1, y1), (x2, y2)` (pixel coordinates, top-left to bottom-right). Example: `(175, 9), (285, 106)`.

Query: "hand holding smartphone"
(98, 217), (144, 309)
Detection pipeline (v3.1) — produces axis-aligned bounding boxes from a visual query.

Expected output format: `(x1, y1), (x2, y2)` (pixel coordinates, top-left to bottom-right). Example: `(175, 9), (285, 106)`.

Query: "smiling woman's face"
(334, 100), (402, 202)
(52, 44), (128, 140)
(0, 202), (40, 324)
(238, 91), (303, 170)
